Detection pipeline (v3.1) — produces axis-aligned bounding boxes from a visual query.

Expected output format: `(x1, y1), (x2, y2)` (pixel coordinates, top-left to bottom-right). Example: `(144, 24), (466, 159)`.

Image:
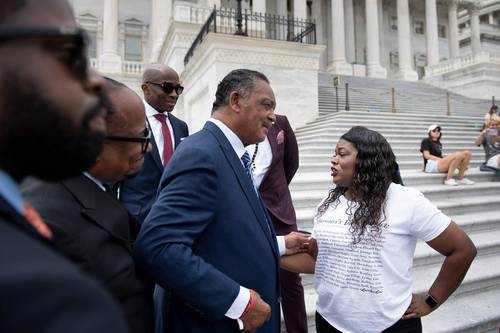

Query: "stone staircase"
(318, 73), (492, 117)
(284, 76), (500, 333)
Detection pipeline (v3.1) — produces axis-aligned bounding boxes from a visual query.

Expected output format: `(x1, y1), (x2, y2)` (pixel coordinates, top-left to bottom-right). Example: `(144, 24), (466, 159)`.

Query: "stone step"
(290, 169), (498, 191)
(294, 193), (500, 230)
(291, 182), (500, 210)
(299, 152), (482, 163)
(297, 159), (484, 171)
(297, 131), (482, 140)
(290, 228), (500, 333)
(297, 146), (485, 156)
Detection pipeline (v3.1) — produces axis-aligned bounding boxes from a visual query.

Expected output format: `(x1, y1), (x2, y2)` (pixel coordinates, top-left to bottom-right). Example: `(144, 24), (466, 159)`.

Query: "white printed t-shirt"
(312, 183), (450, 333)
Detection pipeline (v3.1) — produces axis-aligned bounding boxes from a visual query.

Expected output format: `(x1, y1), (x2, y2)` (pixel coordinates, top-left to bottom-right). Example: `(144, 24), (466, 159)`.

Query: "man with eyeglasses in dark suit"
(0, 1), (129, 332)
(22, 78), (154, 333)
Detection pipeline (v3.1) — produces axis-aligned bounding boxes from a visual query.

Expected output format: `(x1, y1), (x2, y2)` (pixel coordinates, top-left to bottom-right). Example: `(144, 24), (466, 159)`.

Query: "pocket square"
(276, 130), (285, 144)
(180, 137), (187, 141)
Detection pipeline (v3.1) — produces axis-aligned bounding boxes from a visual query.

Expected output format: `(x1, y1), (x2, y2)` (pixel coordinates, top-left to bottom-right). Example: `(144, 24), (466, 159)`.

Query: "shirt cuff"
(225, 286), (250, 319)
(277, 235), (286, 256)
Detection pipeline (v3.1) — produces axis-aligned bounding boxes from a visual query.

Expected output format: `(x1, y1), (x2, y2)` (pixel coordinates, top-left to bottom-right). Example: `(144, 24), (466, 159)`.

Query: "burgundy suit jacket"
(259, 115), (299, 233)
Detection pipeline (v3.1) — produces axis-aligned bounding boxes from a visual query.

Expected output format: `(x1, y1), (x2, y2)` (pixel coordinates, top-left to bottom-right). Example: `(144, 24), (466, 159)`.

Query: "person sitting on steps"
(420, 124), (475, 186)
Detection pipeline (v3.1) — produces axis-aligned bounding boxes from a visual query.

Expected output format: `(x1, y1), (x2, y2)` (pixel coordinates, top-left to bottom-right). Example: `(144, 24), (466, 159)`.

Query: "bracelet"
(239, 292), (254, 319)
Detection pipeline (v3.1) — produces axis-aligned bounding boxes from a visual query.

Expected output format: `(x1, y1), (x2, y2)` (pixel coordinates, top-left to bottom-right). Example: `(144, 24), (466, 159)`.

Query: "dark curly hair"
(316, 126), (399, 243)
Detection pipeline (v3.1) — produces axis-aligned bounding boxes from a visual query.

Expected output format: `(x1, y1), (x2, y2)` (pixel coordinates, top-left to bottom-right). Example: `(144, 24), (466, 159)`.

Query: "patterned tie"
(23, 202), (52, 239)
(153, 113), (174, 167)
(241, 151), (255, 190)
(241, 152), (272, 235)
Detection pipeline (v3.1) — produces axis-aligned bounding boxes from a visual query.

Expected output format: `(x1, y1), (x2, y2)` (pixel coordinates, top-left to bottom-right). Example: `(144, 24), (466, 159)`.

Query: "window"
(414, 20), (424, 34)
(125, 35), (142, 61)
(438, 25), (446, 38)
(123, 19), (144, 62)
(87, 30), (97, 58)
(390, 16), (397, 30)
(480, 14), (489, 24)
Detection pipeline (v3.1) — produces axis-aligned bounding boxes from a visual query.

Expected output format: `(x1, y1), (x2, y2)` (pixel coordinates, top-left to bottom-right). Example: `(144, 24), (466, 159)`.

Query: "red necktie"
(23, 202), (52, 239)
(154, 113), (174, 167)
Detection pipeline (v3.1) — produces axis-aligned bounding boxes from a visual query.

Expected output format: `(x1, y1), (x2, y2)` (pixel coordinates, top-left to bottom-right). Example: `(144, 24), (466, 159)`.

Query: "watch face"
(425, 295), (438, 308)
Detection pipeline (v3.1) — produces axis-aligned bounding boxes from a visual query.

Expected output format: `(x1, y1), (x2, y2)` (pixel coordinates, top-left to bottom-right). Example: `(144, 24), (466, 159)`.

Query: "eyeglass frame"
(107, 122), (152, 154)
(145, 81), (184, 95)
(0, 27), (89, 79)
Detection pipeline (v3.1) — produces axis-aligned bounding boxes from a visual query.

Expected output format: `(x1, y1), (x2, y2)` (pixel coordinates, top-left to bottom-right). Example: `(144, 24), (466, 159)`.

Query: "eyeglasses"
(0, 27), (88, 79)
(145, 81), (184, 95)
(107, 123), (151, 154)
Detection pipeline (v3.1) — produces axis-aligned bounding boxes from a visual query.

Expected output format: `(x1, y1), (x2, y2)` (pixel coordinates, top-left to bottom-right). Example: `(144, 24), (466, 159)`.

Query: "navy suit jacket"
(120, 112), (188, 223)
(135, 121), (281, 333)
(259, 115), (299, 234)
(0, 194), (127, 333)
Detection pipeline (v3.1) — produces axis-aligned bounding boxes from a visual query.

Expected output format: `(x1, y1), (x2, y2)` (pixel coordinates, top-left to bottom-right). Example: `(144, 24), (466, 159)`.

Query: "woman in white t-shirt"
(282, 126), (476, 333)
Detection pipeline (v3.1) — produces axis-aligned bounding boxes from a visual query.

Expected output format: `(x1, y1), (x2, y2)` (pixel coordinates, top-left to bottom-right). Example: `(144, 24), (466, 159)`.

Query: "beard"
(0, 77), (106, 182)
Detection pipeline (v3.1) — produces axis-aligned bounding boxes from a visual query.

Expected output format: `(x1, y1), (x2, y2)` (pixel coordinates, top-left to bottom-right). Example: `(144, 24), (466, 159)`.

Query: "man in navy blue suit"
(135, 69), (309, 332)
(0, 0), (127, 332)
(119, 64), (188, 223)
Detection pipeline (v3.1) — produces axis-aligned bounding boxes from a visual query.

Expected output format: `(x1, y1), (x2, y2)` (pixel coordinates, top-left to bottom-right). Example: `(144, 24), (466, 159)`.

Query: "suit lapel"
(62, 175), (132, 248)
(169, 114), (183, 148)
(260, 122), (281, 186)
(205, 122), (278, 257)
(147, 118), (164, 171)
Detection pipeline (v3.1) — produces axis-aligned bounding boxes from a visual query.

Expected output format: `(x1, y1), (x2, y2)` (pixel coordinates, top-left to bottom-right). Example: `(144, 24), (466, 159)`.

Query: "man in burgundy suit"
(246, 114), (307, 333)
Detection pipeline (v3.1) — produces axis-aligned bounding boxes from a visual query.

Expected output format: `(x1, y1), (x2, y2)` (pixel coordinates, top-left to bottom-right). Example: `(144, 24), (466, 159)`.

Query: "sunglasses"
(107, 123), (151, 154)
(146, 81), (184, 95)
(0, 27), (88, 79)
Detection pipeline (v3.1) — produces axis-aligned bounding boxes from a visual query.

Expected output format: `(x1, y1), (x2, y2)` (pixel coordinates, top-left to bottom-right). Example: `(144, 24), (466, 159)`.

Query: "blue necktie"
(241, 151), (255, 189)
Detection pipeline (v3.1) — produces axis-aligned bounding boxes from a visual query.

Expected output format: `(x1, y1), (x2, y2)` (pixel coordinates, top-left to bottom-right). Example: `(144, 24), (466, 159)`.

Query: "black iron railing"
(184, 7), (316, 66)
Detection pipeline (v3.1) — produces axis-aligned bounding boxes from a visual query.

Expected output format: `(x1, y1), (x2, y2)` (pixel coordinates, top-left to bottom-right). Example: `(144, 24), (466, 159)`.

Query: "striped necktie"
(241, 151), (255, 190)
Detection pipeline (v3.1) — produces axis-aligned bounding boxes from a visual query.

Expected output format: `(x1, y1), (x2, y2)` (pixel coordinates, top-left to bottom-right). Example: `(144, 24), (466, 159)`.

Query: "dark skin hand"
(240, 289), (271, 333)
(403, 222), (476, 320)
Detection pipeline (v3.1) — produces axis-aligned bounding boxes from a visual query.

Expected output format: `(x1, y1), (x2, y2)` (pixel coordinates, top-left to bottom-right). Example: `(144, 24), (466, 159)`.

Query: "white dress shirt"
(144, 100), (176, 165)
(245, 136), (272, 189)
(83, 172), (106, 192)
(207, 119), (286, 321)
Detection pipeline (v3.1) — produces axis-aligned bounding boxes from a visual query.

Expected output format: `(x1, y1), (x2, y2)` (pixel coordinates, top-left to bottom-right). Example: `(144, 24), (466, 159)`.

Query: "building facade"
(71, 0), (500, 128)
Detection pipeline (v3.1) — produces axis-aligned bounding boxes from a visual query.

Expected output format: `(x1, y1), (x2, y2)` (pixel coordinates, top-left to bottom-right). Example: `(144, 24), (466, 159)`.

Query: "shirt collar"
(207, 118), (246, 159)
(83, 172), (106, 192)
(144, 100), (169, 119)
(0, 169), (24, 214)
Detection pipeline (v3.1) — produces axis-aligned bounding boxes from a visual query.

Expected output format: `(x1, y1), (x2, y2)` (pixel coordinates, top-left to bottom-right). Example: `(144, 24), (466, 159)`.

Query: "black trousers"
(315, 311), (422, 333)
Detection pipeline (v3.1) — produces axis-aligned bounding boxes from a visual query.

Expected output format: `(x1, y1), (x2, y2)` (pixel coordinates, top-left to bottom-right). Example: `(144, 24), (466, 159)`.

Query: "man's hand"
(402, 293), (434, 320)
(284, 232), (311, 255)
(240, 290), (271, 332)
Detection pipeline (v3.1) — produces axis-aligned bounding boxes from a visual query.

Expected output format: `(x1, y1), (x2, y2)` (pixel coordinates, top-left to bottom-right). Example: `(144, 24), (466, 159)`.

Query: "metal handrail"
(184, 7), (316, 66)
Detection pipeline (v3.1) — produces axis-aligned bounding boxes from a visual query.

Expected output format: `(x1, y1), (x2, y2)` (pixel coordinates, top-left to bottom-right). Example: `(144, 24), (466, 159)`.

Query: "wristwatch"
(425, 293), (439, 309)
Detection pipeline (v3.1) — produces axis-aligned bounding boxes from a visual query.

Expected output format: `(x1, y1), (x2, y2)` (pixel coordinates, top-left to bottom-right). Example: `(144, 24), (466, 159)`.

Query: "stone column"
(294, 0), (307, 19)
(328, 0), (352, 74)
(311, 0), (327, 70)
(276, 0), (287, 16)
(344, 0), (356, 63)
(396, 0), (418, 80)
(253, 0), (266, 14)
(425, 0), (439, 66)
(365, 0), (386, 78)
(470, 6), (481, 56)
(448, 0), (459, 59)
(99, 0), (122, 73)
(149, 0), (172, 63)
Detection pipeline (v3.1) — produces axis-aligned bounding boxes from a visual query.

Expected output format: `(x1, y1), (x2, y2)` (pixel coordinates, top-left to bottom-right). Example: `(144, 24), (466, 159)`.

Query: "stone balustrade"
(425, 51), (498, 76)
(122, 61), (144, 75)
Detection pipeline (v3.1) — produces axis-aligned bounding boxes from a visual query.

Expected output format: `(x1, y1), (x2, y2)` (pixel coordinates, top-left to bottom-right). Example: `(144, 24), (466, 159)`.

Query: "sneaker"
(444, 178), (459, 186)
(457, 178), (475, 185)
